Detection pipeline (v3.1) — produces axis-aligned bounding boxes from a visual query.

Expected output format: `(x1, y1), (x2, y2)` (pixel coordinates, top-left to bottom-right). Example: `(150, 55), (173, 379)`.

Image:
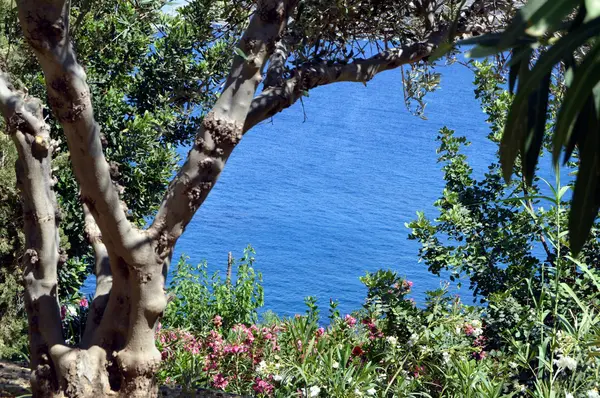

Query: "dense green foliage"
(0, 0), (239, 359)
(0, 134), (27, 360)
(163, 246), (264, 333)
(460, 0), (600, 254)
(128, 66), (600, 397)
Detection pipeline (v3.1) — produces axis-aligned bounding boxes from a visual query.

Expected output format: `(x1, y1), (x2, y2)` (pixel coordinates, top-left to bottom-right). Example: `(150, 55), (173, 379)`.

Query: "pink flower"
(344, 314), (357, 327)
(213, 315), (223, 328)
(316, 327), (325, 337)
(60, 305), (67, 320)
(464, 324), (475, 336)
(223, 344), (246, 355)
(79, 297), (89, 308)
(473, 350), (487, 360)
(402, 280), (414, 290)
(296, 339), (303, 350)
(253, 377), (274, 395)
(413, 365), (425, 378)
(156, 322), (162, 333)
(212, 373), (229, 390)
(351, 345), (364, 357)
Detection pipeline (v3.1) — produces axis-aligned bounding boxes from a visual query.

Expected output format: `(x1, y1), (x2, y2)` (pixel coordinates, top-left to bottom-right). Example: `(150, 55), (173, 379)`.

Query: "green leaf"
(585, 0), (600, 20)
(569, 103), (600, 254)
(500, 48), (532, 182)
(560, 282), (585, 311)
(501, 16), (600, 181)
(234, 47), (249, 60)
(524, 0), (578, 37)
(523, 71), (551, 185)
(553, 42), (600, 165)
(429, 41), (453, 62)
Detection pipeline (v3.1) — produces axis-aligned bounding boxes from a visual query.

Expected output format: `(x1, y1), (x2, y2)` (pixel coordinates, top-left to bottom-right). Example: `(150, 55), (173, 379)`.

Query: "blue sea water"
(169, 61), (499, 318)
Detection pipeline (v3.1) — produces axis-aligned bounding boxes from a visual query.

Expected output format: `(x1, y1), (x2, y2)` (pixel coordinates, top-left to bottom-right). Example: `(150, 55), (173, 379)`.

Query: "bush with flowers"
(154, 244), (600, 398)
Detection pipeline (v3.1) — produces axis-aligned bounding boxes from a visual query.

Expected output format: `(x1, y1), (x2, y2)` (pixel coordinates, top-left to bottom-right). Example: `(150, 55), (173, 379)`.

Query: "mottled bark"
(6, 0), (506, 395)
(0, 72), (65, 396)
(10, 0), (293, 396)
(244, 40), (439, 133)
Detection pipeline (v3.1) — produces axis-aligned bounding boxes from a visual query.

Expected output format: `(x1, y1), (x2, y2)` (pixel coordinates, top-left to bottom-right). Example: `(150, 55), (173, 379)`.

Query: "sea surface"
(80, 59), (506, 317)
(169, 60), (500, 318)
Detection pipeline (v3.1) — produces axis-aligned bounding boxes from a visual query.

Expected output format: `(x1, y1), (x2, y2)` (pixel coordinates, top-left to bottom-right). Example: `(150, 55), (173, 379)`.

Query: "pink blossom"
(361, 318), (383, 339)
(296, 339), (303, 351)
(402, 280), (414, 291)
(212, 374), (229, 390)
(213, 315), (223, 328)
(464, 324), (475, 336)
(156, 322), (162, 333)
(79, 297), (89, 308)
(344, 314), (357, 327)
(473, 350), (487, 360)
(413, 365), (425, 378)
(223, 344), (246, 355)
(253, 378), (274, 395)
(316, 327), (325, 337)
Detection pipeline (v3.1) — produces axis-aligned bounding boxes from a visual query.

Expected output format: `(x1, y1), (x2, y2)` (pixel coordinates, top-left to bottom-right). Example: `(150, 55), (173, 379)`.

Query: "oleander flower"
(212, 374), (228, 390)
(345, 314), (357, 327)
(253, 378), (274, 395)
(554, 355), (577, 371)
(79, 297), (89, 308)
(308, 385), (321, 397)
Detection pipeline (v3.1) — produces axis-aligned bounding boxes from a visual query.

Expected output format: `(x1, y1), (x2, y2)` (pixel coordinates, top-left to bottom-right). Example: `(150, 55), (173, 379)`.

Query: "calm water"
(169, 61), (499, 318)
(81, 61), (501, 316)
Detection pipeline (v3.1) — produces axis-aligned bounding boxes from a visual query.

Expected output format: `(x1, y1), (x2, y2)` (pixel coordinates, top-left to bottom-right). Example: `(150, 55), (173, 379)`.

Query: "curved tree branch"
(149, 0), (296, 253)
(0, 72), (68, 391)
(244, 39), (438, 132)
(81, 201), (112, 348)
(16, 0), (139, 259)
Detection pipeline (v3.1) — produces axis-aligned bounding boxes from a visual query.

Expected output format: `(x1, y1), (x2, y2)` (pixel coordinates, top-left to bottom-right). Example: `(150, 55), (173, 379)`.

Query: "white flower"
(332, 361), (340, 369)
(309, 385), (321, 397)
(442, 351), (451, 364)
(471, 319), (482, 328)
(565, 393), (574, 398)
(386, 336), (398, 346)
(366, 388), (376, 396)
(509, 361), (518, 369)
(275, 362), (281, 369)
(554, 355), (577, 371)
(588, 389), (600, 398)
(472, 328), (483, 337)
(256, 360), (267, 374)
(407, 333), (418, 347)
(348, 377), (353, 382)
(354, 388), (363, 397)
(455, 326), (461, 334)
(273, 374), (283, 382)
(512, 381), (526, 392)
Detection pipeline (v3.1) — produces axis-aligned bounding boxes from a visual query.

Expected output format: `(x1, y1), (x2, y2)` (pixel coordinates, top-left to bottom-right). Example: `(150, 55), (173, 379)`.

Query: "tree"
(0, 0), (514, 395)
(0, 0), (237, 358)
